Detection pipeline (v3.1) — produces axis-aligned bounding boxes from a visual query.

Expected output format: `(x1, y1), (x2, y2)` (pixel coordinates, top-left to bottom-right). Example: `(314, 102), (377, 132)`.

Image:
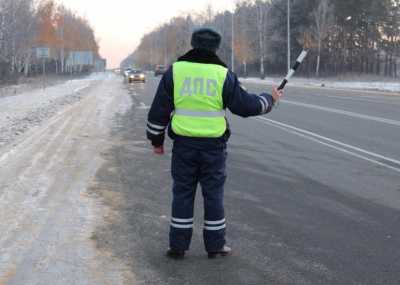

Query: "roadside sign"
(66, 51), (94, 66)
(36, 47), (50, 59)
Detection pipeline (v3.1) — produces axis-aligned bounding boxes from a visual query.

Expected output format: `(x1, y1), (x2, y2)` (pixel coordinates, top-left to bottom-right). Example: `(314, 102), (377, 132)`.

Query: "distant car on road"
(123, 68), (132, 77)
(128, 69), (146, 83)
(154, 65), (166, 76)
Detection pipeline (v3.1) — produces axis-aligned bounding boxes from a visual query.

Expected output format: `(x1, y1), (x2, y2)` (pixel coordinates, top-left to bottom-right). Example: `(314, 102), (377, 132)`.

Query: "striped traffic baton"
(278, 50), (308, 91)
(273, 49), (308, 108)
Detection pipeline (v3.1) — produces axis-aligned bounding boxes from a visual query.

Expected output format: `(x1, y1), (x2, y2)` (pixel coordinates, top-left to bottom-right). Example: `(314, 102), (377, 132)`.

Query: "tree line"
(0, 0), (99, 83)
(125, 0), (400, 78)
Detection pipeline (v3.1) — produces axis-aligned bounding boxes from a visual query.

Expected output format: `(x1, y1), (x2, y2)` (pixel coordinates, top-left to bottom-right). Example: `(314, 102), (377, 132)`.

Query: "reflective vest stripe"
(175, 109), (226, 118)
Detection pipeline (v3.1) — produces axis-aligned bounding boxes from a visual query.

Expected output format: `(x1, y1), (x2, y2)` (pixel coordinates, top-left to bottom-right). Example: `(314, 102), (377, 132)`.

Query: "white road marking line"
(255, 117), (400, 173)
(257, 116), (400, 165)
(281, 99), (400, 127)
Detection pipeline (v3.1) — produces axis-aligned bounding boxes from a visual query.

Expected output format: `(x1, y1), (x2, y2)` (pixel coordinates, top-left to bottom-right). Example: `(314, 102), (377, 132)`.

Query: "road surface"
(0, 73), (399, 284)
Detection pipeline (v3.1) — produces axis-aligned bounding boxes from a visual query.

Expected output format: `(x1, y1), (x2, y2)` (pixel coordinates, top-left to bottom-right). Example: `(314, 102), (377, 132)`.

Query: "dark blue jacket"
(147, 49), (274, 149)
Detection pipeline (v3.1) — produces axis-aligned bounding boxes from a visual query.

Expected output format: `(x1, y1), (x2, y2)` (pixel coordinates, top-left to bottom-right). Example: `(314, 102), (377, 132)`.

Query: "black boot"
(166, 248), (185, 260)
(207, 245), (232, 259)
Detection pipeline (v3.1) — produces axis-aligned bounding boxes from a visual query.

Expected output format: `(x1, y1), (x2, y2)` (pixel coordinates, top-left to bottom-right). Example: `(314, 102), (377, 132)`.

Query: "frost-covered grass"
(241, 76), (400, 93)
(0, 72), (111, 149)
(0, 73), (107, 98)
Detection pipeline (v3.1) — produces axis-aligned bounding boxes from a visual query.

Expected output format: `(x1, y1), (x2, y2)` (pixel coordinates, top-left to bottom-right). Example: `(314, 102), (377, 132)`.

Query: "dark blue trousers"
(170, 143), (227, 252)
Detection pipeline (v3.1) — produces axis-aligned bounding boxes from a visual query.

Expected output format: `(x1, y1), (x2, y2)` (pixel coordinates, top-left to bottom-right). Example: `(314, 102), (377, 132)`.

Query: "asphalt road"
(90, 74), (400, 285)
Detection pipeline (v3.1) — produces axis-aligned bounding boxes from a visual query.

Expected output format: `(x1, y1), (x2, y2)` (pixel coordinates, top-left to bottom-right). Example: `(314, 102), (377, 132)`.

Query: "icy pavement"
(0, 72), (112, 150)
(241, 77), (400, 93)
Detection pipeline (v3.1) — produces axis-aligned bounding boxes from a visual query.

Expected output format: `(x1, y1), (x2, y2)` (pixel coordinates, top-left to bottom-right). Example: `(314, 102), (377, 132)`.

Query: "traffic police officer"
(147, 28), (282, 259)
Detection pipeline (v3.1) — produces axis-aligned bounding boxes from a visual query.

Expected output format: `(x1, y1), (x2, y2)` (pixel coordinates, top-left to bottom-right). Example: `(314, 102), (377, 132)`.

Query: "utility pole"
(287, 0), (291, 73)
(164, 30), (168, 66)
(231, 11), (235, 72)
(257, 3), (265, 79)
(42, 57), (46, 89)
(60, 16), (65, 74)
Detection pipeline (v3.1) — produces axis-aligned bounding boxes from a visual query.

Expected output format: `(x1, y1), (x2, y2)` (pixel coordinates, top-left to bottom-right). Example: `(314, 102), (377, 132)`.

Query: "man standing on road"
(147, 28), (282, 259)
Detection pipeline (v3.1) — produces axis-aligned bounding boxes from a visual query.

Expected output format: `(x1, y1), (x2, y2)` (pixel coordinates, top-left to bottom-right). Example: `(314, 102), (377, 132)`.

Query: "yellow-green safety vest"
(172, 61), (228, 138)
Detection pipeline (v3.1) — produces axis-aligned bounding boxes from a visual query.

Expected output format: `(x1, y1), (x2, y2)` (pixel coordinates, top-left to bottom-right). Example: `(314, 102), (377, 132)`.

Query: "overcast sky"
(58, 0), (236, 68)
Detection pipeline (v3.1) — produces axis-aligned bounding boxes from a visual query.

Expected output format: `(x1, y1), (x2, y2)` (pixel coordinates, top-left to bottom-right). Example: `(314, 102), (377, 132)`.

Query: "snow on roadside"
(241, 77), (400, 93)
(0, 72), (111, 149)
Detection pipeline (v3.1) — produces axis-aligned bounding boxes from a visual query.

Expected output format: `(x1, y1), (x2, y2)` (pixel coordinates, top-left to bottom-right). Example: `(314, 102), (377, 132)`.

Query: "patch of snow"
(327, 81), (400, 93)
(0, 72), (111, 150)
(241, 77), (400, 93)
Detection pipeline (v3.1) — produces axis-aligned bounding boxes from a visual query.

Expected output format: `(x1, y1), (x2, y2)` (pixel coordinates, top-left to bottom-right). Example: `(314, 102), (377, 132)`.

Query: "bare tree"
(128, 0), (399, 78)
(311, 0), (334, 77)
(16, 0), (37, 76)
(205, 4), (214, 23)
(0, 0), (36, 78)
(0, 0), (99, 80)
(255, 0), (267, 78)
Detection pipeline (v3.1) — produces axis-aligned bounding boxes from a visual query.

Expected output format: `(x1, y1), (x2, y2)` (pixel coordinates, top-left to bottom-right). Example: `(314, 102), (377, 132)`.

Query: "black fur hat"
(191, 28), (222, 53)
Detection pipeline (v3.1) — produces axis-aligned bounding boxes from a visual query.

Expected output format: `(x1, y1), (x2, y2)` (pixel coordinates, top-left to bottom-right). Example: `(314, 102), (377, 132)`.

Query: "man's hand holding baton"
(273, 49), (309, 107)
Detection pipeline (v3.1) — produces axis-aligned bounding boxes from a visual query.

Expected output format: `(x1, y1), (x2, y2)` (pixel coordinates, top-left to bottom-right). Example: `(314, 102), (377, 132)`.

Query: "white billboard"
(66, 51), (94, 66)
(36, 47), (50, 59)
